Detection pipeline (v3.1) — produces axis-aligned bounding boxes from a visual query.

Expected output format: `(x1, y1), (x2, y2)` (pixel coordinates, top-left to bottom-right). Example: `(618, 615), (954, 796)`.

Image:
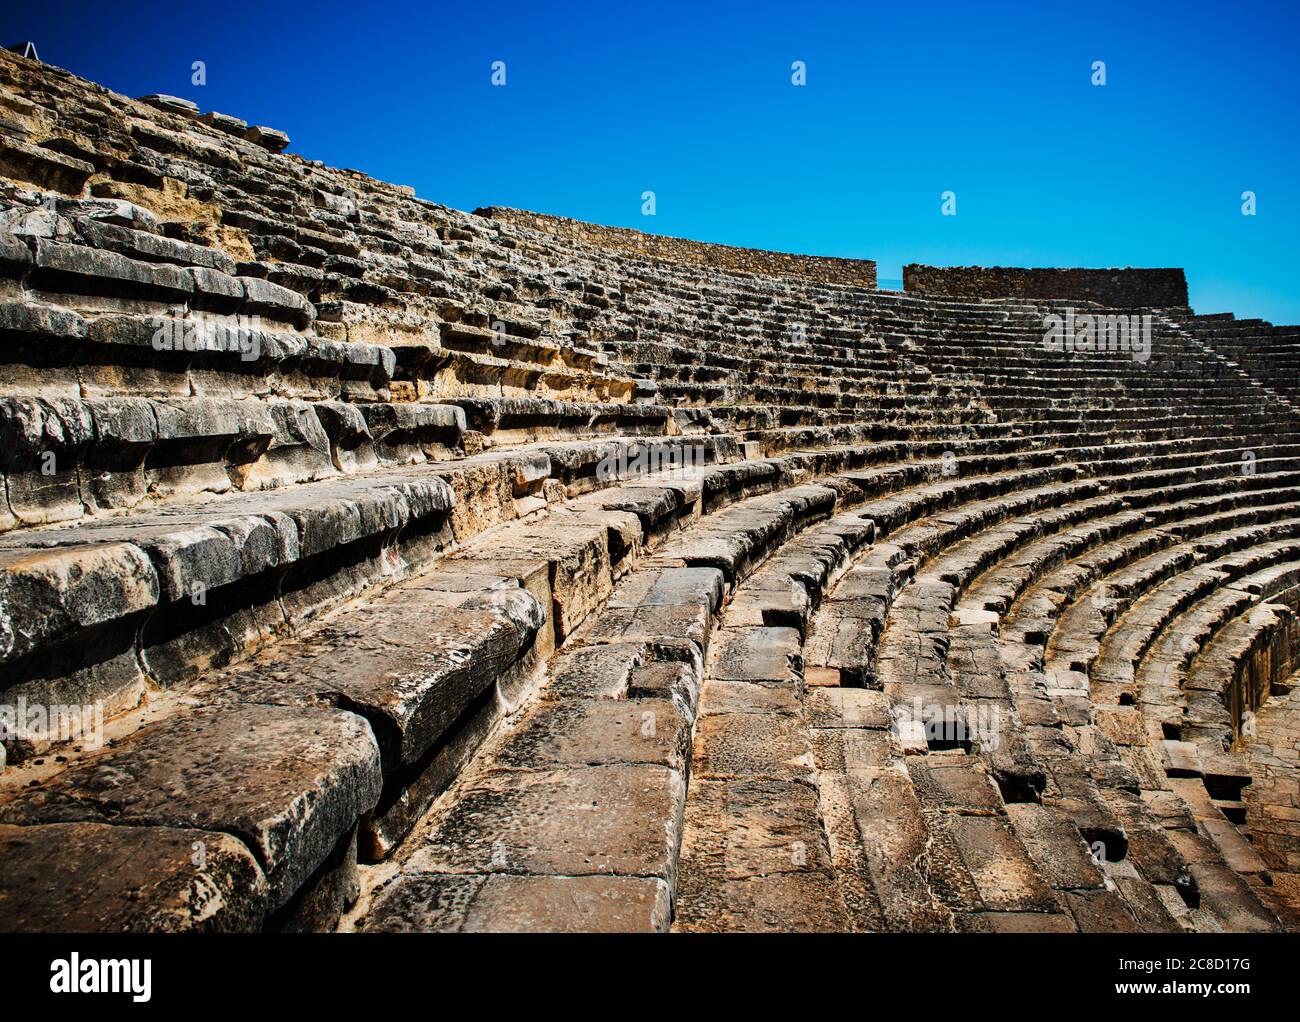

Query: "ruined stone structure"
(904, 264), (1190, 309)
(0, 49), (1298, 934)
(479, 207), (879, 287)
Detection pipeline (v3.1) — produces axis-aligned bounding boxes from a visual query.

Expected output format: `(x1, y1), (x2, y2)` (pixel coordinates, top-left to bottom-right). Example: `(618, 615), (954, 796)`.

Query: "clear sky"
(5, 0), (1298, 322)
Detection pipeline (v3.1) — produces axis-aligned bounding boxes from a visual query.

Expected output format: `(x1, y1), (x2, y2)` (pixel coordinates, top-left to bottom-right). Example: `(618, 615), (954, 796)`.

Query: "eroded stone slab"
(494, 697), (689, 772)
(0, 822), (267, 932)
(1004, 802), (1106, 891)
(546, 641), (646, 700)
(693, 709), (815, 784)
(361, 873), (671, 933)
(0, 704), (381, 910)
(928, 813), (1058, 914)
(192, 590), (538, 769)
(708, 625), (802, 685)
(406, 764), (684, 881)
(806, 687), (892, 729)
(675, 777), (850, 932)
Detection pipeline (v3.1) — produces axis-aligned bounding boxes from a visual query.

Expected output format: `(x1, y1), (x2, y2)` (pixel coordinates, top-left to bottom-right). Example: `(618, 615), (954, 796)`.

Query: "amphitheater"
(0, 48), (1297, 935)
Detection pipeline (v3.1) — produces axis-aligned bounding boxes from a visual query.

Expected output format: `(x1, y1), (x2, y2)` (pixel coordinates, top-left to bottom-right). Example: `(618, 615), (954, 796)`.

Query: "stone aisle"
(670, 515), (858, 931)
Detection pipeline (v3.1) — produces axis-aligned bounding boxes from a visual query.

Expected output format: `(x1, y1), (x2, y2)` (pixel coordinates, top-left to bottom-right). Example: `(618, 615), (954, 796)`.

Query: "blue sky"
(6, 0), (1299, 321)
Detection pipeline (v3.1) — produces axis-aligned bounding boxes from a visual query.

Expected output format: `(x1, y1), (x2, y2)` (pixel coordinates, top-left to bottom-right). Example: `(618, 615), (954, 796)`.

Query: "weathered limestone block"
(1, 204), (74, 245)
(1040, 776), (1131, 863)
(175, 556), (544, 860)
(0, 822), (268, 932)
(193, 589), (541, 770)
(360, 873), (671, 933)
(406, 764), (685, 882)
(147, 397), (271, 498)
(581, 566), (725, 657)
(493, 697), (690, 772)
(231, 401), (335, 491)
(237, 274), (314, 328)
(313, 400), (377, 474)
(956, 911), (1077, 933)
(200, 110), (248, 136)
(629, 656), (702, 711)
(1061, 888), (1142, 933)
(830, 767), (953, 931)
(360, 402), (465, 464)
(701, 677), (802, 717)
(925, 813), (1058, 915)
(671, 503), (808, 580)
(81, 396), (157, 509)
(0, 137), (95, 193)
(280, 475), (454, 559)
(908, 760), (1004, 815)
(275, 824), (362, 933)
(186, 267), (249, 315)
(369, 334), (445, 393)
(1004, 802), (1106, 891)
(575, 481), (700, 544)
(0, 472), (456, 692)
(546, 641), (647, 700)
(244, 125), (290, 152)
(454, 520), (614, 642)
(74, 217), (235, 274)
(1161, 739), (1205, 777)
(0, 395), (93, 525)
(0, 541), (157, 747)
(0, 704), (382, 911)
(675, 778), (850, 933)
(546, 506), (643, 569)
(805, 687), (893, 730)
(1185, 860), (1283, 933)
(0, 540), (158, 663)
(724, 580), (812, 633)
(812, 727), (900, 773)
(36, 513), (292, 608)
(75, 313), (214, 397)
(708, 625), (803, 685)
(137, 94), (200, 118)
(32, 239), (194, 301)
(0, 230), (34, 279)
(693, 684), (814, 784)
(55, 196), (160, 231)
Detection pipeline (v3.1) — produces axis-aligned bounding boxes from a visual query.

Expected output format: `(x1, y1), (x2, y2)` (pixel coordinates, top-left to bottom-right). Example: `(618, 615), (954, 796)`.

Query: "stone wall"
(476, 207), (877, 287)
(903, 264), (1188, 308)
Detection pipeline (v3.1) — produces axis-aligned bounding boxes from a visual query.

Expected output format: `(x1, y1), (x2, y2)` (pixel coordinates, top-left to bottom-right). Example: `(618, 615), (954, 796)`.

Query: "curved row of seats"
(334, 432), (1300, 931)
(0, 436), (871, 929)
(1176, 311), (1300, 412)
(6, 422), (1300, 930)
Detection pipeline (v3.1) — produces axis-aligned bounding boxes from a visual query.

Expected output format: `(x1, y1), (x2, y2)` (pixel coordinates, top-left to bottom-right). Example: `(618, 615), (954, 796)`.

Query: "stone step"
(359, 477), (874, 932)
(0, 394), (470, 530)
(981, 514), (1296, 930)
(0, 455), (875, 929)
(851, 470), (1300, 929)
(0, 703), (382, 929)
